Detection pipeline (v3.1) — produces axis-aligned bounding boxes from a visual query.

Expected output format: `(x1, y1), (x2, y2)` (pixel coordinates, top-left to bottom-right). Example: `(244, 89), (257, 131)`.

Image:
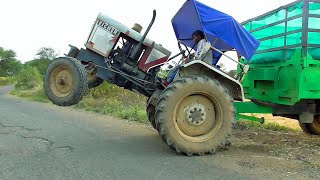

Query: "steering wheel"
(178, 41), (192, 58)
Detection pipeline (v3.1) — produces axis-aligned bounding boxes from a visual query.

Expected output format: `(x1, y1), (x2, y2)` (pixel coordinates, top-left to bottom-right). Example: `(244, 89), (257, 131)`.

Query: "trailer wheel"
(299, 116), (320, 135)
(44, 57), (88, 106)
(147, 104), (157, 129)
(155, 76), (235, 156)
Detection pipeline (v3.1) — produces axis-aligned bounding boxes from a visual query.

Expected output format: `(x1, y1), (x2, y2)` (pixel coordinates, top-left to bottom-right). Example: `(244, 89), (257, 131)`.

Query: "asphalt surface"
(0, 85), (294, 180)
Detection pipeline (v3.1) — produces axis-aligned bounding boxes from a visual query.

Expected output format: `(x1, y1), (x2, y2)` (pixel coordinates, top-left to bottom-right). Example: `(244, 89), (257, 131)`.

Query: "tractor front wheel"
(155, 76), (235, 156)
(299, 116), (320, 135)
(44, 57), (88, 106)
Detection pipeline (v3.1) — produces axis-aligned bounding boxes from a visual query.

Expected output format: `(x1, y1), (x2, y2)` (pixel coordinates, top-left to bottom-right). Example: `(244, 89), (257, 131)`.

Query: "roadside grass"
(10, 72), (148, 123)
(10, 87), (50, 103)
(74, 83), (148, 123)
(0, 76), (16, 86)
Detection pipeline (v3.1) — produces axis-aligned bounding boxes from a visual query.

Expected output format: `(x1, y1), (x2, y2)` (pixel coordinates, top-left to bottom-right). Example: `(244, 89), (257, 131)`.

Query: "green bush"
(15, 66), (42, 90)
(24, 59), (50, 75)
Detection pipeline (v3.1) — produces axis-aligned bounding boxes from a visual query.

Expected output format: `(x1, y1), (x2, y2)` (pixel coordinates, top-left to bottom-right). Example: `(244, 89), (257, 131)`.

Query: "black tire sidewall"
(44, 57), (87, 106)
(156, 76), (234, 154)
(147, 104), (156, 129)
(300, 121), (320, 135)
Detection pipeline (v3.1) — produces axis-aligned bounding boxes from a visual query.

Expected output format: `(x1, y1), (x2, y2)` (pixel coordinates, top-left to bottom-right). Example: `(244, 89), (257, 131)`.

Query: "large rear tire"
(147, 104), (157, 129)
(44, 57), (88, 106)
(299, 116), (320, 135)
(155, 76), (235, 156)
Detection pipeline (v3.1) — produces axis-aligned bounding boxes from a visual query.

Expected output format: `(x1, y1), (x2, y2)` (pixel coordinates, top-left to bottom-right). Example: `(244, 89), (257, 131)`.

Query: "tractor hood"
(172, 0), (260, 62)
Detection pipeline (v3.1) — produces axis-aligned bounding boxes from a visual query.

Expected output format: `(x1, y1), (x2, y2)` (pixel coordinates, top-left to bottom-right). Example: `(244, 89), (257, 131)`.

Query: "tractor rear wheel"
(44, 57), (88, 106)
(147, 104), (157, 129)
(299, 116), (320, 135)
(155, 76), (235, 156)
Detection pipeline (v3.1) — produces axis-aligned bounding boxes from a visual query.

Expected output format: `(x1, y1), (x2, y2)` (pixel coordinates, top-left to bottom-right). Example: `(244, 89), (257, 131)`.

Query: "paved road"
(0, 85), (296, 180)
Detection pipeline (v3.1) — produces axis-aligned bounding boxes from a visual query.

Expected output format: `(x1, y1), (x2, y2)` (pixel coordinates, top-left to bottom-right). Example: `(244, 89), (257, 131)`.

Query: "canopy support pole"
(210, 46), (245, 67)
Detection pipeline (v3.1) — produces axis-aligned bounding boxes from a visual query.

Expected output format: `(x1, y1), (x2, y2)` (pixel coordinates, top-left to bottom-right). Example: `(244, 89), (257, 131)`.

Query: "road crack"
(0, 122), (41, 132)
(52, 146), (75, 153)
(19, 135), (55, 147)
(19, 135), (75, 154)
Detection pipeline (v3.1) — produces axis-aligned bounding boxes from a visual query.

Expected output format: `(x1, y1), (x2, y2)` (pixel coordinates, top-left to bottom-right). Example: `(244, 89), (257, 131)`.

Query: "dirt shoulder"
(225, 121), (320, 179)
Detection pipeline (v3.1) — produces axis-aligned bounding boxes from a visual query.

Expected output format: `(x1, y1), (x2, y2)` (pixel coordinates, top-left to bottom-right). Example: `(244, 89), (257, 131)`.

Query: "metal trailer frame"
(235, 0), (320, 124)
(241, 0), (320, 60)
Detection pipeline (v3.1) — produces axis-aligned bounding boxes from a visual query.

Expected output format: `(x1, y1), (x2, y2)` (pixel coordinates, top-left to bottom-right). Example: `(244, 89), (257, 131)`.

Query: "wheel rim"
(173, 93), (223, 143)
(50, 66), (74, 97)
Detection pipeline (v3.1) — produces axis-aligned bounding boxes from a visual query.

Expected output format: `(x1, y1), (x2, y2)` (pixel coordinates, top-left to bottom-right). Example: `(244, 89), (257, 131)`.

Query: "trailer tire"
(299, 116), (320, 135)
(44, 57), (88, 106)
(155, 76), (235, 156)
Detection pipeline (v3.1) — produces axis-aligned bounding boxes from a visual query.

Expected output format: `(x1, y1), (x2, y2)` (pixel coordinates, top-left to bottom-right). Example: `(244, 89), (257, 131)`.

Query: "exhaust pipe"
(140, 10), (156, 43)
(129, 10), (156, 60)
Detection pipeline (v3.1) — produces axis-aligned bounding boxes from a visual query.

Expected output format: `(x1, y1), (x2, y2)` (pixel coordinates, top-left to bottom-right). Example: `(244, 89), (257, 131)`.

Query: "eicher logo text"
(97, 20), (120, 35)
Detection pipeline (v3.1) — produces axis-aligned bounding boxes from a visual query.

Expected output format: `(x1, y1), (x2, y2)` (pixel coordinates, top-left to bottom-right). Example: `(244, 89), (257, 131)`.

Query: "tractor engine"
(68, 11), (171, 96)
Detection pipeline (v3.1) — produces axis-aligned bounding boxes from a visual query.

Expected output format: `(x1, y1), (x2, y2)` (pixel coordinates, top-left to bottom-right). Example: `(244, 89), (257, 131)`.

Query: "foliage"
(0, 47), (22, 77)
(35, 47), (59, 60)
(15, 66), (42, 90)
(0, 47), (16, 61)
(24, 59), (51, 75)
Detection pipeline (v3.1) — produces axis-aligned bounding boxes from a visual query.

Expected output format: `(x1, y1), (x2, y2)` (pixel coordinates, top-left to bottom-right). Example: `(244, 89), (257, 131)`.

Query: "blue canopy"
(172, 0), (260, 63)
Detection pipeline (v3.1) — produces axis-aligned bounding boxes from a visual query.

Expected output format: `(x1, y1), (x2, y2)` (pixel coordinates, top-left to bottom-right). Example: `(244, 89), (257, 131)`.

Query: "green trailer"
(237, 0), (320, 135)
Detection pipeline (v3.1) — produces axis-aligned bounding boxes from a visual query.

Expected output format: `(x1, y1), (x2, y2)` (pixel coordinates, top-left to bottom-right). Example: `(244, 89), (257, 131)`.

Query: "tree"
(35, 47), (59, 60)
(0, 47), (22, 77)
(0, 47), (16, 62)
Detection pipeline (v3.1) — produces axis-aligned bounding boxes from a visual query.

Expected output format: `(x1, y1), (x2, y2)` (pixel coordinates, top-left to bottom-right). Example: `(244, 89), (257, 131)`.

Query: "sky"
(0, 0), (294, 70)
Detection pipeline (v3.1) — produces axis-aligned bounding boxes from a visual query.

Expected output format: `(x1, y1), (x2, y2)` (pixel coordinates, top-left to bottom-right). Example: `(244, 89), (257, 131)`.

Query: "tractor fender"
(178, 60), (245, 101)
